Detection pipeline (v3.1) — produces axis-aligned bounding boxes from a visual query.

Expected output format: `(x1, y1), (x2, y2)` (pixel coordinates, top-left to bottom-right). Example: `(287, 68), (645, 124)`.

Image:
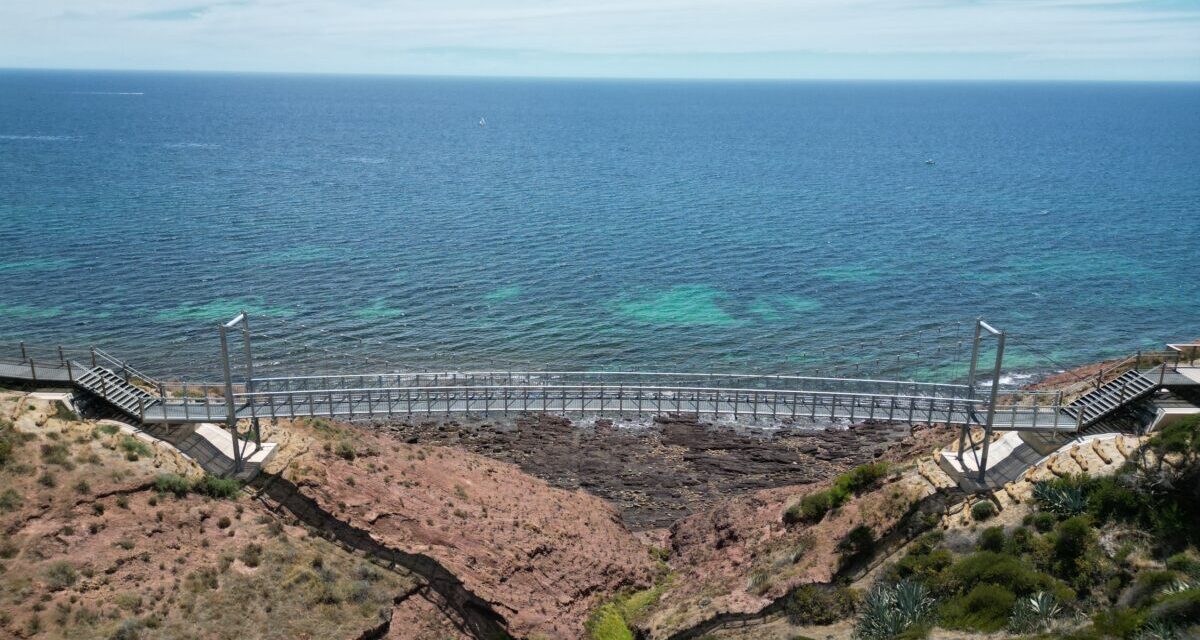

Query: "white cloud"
(1, 0), (1197, 79)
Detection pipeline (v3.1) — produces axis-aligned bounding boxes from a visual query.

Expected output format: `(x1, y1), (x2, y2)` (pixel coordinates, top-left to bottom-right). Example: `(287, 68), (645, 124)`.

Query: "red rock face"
(282, 422), (657, 640)
(643, 472), (938, 639)
(375, 414), (955, 529)
(387, 592), (473, 640)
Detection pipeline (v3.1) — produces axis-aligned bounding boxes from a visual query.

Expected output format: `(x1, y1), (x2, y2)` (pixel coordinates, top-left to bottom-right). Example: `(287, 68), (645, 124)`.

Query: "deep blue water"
(1, 70), (1197, 381)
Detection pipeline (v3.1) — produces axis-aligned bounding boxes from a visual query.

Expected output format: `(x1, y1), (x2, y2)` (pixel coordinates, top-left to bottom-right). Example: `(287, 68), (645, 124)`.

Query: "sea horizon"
(4, 66), (1200, 85)
(1, 69), (1197, 381)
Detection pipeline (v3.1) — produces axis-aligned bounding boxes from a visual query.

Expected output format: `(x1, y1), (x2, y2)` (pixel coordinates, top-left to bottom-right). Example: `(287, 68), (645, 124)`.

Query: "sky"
(1, 1), (1198, 81)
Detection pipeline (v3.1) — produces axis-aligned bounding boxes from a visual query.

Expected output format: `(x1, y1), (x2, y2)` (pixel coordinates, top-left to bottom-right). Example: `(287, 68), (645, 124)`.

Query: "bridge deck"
(127, 385), (1078, 431)
(0, 359), (76, 384)
(0, 356), (1128, 433)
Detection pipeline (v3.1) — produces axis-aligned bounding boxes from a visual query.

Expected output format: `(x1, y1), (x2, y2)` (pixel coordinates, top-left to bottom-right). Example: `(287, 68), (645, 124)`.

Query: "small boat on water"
(925, 159), (936, 165)
(479, 117), (486, 128)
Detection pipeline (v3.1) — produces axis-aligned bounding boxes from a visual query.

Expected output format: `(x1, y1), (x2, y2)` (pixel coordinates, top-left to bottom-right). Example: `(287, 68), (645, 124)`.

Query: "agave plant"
(1161, 578), (1196, 595)
(1134, 620), (1182, 640)
(854, 580), (936, 640)
(1032, 482), (1087, 515)
(1008, 590), (1062, 633)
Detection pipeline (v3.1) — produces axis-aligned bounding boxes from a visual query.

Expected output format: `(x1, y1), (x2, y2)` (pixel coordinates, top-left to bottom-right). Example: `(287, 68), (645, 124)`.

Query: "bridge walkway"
(2, 349), (1194, 436)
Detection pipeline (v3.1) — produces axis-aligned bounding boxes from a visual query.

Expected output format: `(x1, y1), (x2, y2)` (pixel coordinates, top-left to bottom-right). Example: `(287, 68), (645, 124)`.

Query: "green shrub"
(614, 580), (669, 625)
(835, 462), (891, 494)
(936, 551), (1071, 601)
(887, 541), (954, 585)
(0, 422), (15, 468)
(1006, 526), (1033, 555)
(1032, 512), (1057, 532)
(794, 491), (834, 523)
(153, 474), (191, 497)
(971, 500), (996, 521)
(185, 567), (219, 592)
(783, 585), (859, 625)
(111, 618), (142, 640)
(190, 475), (241, 499)
(153, 473), (240, 499)
(239, 543), (262, 568)
(1146, 414), (1200, 459)
(1146, 588), (1200, 628)
(0, 539), (19, 559)
(1091, 607), (1145, 638)
(783, 463), (890, 525)
(334, 440), (356, 461)
(119, 436), (151, 459)
(0, 489), (22, 513)
(1127, 571), (1183, 609)
(939, 583), (1016, 632)
(44, 561), (77, 591)
(854, 580), (935, 640)
(585, 603), (633, 640)
(978, 526), (1006, 552)
(95, 424), (120, 436)
(1044, 515), (1101, 590)
(41, 442), (73, 468)
(1083, 475), (1144, 522)
(1166, 553), (1200, 580)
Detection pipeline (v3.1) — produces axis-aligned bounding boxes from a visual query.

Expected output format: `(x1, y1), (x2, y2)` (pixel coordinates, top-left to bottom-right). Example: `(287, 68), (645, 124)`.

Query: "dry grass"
(0, 391), (417, 640)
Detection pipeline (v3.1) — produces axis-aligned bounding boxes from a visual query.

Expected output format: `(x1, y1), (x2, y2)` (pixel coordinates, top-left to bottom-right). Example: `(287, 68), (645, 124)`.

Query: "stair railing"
(89, 348), (162, 389)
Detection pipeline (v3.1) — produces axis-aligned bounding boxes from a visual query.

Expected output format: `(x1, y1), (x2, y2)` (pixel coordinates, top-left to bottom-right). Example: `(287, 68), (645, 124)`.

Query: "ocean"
(0, 70), (1197, 381)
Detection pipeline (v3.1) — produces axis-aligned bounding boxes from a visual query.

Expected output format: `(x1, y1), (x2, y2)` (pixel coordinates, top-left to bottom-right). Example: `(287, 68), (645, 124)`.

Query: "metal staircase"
(1063, 369), (1158, 429)
(73, 366), (161, 419)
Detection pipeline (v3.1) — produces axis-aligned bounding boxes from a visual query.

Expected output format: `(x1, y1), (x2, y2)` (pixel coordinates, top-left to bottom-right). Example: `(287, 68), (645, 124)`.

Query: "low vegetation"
(585, 565), (673, 639)
(585, 603), (634, 640)
(782, 584), (860, 625)
(855, 579), (936, 640)
(970, 500), (996, 521)
(0, 393), (415, 639)
(783, 462), (891, 524)
(853, 415), (1200, 639)
(153, 472), (241, 499)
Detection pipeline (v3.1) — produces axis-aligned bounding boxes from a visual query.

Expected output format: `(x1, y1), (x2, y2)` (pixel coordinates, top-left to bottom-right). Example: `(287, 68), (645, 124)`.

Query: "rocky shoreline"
(364, 413), (956, 529)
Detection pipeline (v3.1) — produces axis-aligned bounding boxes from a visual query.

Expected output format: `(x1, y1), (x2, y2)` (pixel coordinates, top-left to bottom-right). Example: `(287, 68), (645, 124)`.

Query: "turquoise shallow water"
(0, 71), (1197, 380)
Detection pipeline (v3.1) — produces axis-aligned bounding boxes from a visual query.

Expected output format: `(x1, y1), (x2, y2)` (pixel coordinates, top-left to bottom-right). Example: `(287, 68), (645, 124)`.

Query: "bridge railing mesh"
(250, 370), (973, 399)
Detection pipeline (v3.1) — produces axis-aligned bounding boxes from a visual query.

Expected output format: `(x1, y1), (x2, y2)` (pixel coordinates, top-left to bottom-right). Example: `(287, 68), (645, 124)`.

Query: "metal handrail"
(250, 369), (970, 389)
(1166, 343), (1198, 368)
(232, 384), (992, 406)
(252, 372), (972, 401)
(90, 348), (161, 387)
(2, 342), (91, 364)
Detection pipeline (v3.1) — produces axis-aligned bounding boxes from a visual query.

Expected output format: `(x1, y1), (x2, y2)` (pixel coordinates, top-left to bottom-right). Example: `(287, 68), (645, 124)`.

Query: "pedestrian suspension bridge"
(2, 314), (1196, 481)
